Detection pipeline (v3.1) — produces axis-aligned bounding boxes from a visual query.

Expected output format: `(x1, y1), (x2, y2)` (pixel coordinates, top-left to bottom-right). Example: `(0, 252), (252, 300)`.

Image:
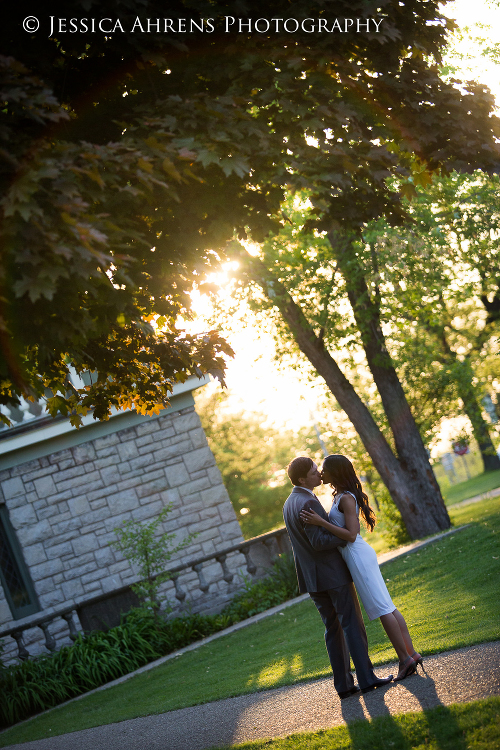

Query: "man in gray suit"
(283, 456), (393, 699)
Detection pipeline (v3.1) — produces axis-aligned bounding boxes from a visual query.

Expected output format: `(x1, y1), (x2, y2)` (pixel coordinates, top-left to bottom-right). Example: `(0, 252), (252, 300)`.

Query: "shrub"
(110, 504), (197, 619)
(0, 616), (163, 728)
(0, 553), (299, 729)
(376, 488), (411, 549)
(221, 551), (298, 620)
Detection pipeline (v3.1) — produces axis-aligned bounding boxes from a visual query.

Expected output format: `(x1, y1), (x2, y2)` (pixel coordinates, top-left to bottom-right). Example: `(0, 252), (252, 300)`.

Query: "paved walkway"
(4, 524), (470, 703)
(3, 513), (499, 749)
(6, 641), (500, 750)
(448, 485), (500, 508)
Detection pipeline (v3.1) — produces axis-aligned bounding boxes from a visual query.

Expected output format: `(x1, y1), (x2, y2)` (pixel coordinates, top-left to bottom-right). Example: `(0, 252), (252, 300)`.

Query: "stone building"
(0, 376), (248, 664)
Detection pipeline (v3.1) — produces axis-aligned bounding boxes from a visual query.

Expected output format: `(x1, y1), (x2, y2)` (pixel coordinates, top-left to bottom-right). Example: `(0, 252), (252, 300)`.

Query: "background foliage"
(3, 0), (500, 434)
(0, 552), (298, 729)
(196, 389), (321, 537)
(110, 505), (196, 618)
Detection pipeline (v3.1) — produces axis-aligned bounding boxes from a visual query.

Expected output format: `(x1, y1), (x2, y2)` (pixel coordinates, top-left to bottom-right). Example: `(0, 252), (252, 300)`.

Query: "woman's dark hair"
(287, 456), (314, 486)
(322, 454), (376, 532)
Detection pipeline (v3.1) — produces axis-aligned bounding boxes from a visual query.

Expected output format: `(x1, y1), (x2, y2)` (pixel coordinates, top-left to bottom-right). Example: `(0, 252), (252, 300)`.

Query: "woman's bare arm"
(299, 499), (347, 550)
(300, 507), (357, 543)
(338, 494), (361, 538)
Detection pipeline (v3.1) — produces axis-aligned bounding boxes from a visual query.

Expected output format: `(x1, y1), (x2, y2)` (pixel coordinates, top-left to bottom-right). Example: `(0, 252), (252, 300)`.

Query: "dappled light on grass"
(443, 468), (500, 505)
(248, 653), (305, 691)
(361, 499), (500, 658)
(0, 497), (498, 749)
(253, 658), (288, 690)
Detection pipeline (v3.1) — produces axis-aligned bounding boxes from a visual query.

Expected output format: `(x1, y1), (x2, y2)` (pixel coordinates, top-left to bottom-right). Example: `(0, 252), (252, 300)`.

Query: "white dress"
(329, 492), (395, 620)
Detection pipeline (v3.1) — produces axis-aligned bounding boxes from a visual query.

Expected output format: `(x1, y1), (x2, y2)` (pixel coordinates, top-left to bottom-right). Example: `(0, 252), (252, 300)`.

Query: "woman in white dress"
(300, 454), (422, 682)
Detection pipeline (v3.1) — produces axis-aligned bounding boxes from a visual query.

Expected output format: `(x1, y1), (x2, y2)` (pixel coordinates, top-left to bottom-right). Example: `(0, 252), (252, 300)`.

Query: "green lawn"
(443, 469), (500, 505)
(433, 449), (484, 493)
(213, 697), (500, 750)
(1, 495), (499, 747)
(364, 469), (500, 555)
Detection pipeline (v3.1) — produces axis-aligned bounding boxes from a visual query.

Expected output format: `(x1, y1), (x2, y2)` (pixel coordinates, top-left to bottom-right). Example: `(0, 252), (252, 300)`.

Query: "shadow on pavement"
(341, 667), (468, 750)
(341, 682), (412, 750)
(397, 669), (468, 750)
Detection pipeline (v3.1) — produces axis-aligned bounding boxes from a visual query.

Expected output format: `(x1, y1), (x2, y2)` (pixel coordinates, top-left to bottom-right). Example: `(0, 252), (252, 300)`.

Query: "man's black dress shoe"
(361, 675), (393, 694)
(338, 686), (361, 700)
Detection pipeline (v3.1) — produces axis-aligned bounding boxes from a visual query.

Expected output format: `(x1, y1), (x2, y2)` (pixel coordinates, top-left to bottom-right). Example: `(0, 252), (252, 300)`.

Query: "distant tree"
(216, 0), (499, 540)
(196, 389), (318, 538)
(223, 175), (497, 539)
(218, 176), (500, 542)
(2, 0), (499, 538)
(369, 171), (500, 470)
(315, 401), (411, 548)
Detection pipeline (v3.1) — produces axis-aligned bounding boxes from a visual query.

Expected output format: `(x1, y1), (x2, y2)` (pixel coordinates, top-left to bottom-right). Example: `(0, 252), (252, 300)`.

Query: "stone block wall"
(0, 405), (244, 663)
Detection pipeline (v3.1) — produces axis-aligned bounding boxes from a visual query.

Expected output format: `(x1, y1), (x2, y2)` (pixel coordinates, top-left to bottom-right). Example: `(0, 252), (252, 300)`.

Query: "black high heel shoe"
(411, 651), (424, 669)
(394, 656), (417, 681)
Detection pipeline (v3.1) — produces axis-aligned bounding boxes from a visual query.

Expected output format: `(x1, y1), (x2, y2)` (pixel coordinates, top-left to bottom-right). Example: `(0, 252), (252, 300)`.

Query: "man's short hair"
(287, 456), (314, 486)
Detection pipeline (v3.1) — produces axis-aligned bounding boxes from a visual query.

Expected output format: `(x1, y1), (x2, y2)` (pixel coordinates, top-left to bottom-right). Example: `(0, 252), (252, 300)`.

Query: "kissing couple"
(283, 454), (422, 700)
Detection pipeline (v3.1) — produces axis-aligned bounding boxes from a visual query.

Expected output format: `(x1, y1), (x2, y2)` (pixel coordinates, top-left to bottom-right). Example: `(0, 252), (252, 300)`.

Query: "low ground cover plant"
(0, 553), (298, 729)
(1, 496), (497, 747)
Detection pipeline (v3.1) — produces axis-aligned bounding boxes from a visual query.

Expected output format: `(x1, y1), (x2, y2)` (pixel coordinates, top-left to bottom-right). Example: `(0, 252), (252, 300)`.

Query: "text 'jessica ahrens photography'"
(26, 15), (385, 37)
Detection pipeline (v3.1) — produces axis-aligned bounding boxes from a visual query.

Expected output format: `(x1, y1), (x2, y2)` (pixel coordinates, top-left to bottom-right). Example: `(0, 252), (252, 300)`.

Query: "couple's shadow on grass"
(340, 668), (467, 750)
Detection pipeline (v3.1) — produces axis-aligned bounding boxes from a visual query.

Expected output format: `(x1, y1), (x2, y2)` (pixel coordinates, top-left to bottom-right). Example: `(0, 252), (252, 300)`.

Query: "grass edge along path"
(0, 524), (471, 736)
(211, 696), (500, 750)
(443, 469), (500, 505)
(1, 495), (499, 747)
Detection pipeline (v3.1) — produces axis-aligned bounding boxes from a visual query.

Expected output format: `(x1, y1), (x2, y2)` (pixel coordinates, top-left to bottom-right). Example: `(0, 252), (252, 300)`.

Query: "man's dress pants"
(310, 582), (376, 693)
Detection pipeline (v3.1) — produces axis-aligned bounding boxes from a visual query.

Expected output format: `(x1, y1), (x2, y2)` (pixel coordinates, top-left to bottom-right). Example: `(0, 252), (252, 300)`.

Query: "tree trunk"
(424, 308), (500, 472)
(326, 228), (450, 534)
(244, 253), (450, 539)
(456, 365), (500, 472)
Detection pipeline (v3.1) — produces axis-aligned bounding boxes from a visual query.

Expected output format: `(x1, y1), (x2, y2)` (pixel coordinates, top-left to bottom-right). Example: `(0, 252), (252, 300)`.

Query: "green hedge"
(1, 553), (298, 728)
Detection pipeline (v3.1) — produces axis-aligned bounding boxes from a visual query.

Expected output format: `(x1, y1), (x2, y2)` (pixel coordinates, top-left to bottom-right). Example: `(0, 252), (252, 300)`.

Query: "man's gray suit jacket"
(283, 486), (351, 593)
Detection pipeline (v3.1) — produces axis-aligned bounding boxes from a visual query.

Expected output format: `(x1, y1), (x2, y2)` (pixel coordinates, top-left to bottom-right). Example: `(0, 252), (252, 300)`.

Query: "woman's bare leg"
(392, 608), (416, 655)
(379, 612), (410, 662)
